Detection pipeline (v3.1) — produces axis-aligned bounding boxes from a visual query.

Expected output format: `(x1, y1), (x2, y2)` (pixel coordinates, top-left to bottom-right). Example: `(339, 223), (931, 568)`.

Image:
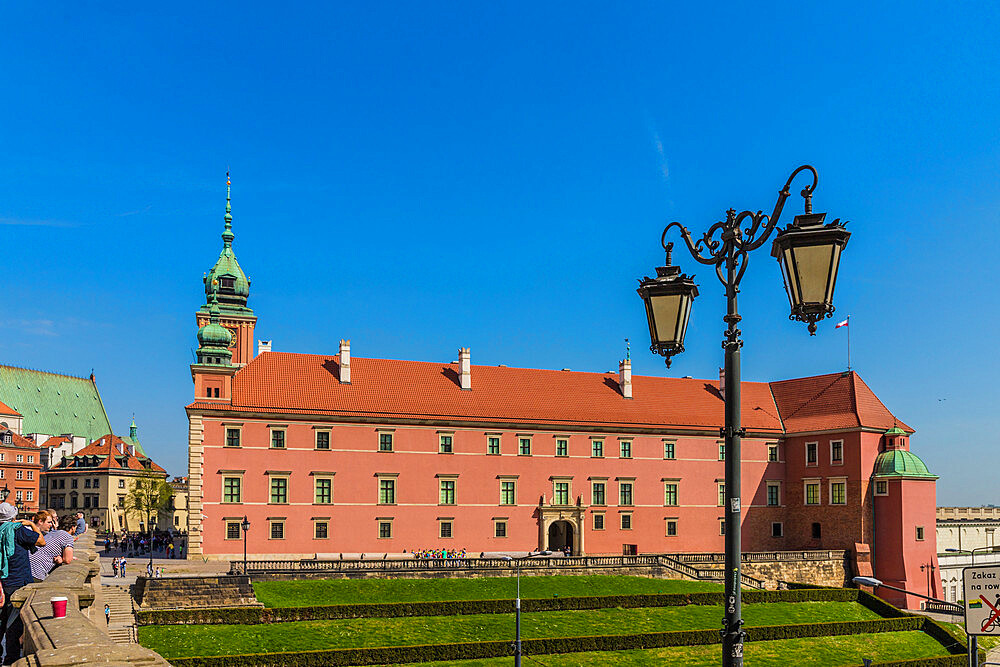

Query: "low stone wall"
(10, 531), (170, 666)
(135, 574), (262, 609)
(671, 551), (851, 589)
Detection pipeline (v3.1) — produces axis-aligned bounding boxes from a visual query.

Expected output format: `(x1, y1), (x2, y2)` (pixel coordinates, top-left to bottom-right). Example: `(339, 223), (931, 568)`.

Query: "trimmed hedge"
(137, 587), (859, 626)
(856, 589), (909, 619)
(165, 616), (922, 666)
(870, 658), (966, 667)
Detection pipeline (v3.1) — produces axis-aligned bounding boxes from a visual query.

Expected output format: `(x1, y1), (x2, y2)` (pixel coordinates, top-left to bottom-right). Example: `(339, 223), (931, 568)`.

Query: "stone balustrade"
(10, 531), (169, 667)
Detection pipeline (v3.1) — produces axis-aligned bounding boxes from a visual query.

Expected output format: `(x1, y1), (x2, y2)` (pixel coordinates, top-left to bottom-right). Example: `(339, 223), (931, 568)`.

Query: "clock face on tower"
(227, 327), (238, 348)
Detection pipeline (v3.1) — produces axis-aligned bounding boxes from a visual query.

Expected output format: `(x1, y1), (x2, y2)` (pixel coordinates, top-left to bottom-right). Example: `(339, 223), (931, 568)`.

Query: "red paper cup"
(51, 596), (68, 618)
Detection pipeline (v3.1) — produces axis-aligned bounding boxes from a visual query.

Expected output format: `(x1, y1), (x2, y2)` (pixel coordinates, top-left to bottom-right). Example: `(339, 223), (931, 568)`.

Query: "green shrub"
(167, 617), (927, 665)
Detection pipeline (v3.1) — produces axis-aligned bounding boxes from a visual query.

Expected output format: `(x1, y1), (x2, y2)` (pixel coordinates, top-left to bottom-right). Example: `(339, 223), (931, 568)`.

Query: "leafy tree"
(121, 471), (173, 534)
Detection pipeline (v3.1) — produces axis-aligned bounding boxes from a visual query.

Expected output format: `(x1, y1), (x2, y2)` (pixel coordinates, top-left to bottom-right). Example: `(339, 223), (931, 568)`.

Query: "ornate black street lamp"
(241, 515), (250, 575)
(1, 485), (9, 503)
(638, 165), (850, 667)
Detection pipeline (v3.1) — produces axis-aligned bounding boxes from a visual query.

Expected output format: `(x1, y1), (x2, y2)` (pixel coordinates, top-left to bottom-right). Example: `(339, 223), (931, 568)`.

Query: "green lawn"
(139, 601), (880, 659)
(253, 575), (721, 607)
(400, 630), (950, 666)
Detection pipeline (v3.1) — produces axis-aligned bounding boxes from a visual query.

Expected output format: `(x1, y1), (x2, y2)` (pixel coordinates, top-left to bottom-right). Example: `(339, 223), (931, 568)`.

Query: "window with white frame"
(718, 482), (726, 507)
(620, 440), (632, 459)
(591, 480), (606, 506)
(830, 440), (844, 464)
(804, 480), (821, 505)
(499, 479), (517, 505)
(805, 442), (818, 466)
(439, 434), (454, 454)
(665, 518), (678, 536)
(556, 438), (568, 457)
(487, 435), (501, 455)
(829, 479), (847, 505)
(663, 440), (676, 460)
(768, 443), (779, 462)
(378, 431), (394, 452)
(766, 481), (781, 506)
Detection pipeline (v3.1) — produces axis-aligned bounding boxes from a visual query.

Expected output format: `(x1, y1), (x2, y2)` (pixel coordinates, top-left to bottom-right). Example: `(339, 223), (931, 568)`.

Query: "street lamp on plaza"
(1, 485), (9, 503)
(501, 551), (552, 667)
(638, 166), (850, 667)
(241, 515), (251, 575)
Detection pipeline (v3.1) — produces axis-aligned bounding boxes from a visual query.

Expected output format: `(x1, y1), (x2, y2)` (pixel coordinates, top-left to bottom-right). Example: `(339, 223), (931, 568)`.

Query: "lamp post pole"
(638, 166), (851, 667)
(503, 550), (551, 666)
(241, 515), (250, 575)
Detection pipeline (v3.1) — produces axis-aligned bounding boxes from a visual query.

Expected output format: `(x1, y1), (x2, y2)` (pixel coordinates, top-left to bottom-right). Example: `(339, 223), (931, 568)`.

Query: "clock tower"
(195, 172), (256, 366)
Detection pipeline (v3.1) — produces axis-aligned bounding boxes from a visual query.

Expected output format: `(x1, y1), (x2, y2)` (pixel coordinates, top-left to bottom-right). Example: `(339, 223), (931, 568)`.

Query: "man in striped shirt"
(29, 513), (74, 582)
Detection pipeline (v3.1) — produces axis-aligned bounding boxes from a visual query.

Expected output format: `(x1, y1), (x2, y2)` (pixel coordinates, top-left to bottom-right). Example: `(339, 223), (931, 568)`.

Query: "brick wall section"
(187, 414), (204, 556)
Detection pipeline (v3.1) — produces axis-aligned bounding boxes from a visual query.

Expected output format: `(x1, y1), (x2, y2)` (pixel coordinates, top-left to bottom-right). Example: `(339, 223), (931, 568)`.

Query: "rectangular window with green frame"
(487, 436), (501, 455)
(270, 477), (288, 504)
(592, 440), (604, 457)
(379, 432), (394, 452)
(664, 440), (676, 460)
(555, 439), (568, 457)
(314, 478), (332, 504)
(500, 481), (516, 505)
(225, 428), (241, 447)
(620, 441), (632, 458)
(591, 482), (606, 506)
(554, 482), (569, 505)
(223, 477), (241, 503)
(378, 479), (396, 505)
(271, 430), (285, 449)
(439, 480), (456, 505)
(518, 438), (531, 456)
(664, 483), (678, 506)
(619, 482), (634, 506)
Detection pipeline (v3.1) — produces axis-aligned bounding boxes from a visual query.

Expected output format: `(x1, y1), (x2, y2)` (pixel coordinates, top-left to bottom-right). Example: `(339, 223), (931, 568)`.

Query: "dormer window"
(2, 434), (10, 445)
(219, 277), (236, 292)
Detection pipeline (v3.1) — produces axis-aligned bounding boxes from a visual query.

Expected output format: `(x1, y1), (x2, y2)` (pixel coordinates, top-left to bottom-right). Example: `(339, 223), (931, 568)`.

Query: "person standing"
(119, 556), (126, 579)
(104, 603), (110, 625)
(0, 502), (44, 665)
(29, 512), (74, 582)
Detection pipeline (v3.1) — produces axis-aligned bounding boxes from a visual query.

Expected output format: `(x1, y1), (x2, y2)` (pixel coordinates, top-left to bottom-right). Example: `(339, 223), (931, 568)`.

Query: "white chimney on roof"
(619, 359), (632, 399)
(339, 340), (351, 384)
(458, 348), (471, 390)
(258, 340), (272, 355)
(719, 367), (726, 400)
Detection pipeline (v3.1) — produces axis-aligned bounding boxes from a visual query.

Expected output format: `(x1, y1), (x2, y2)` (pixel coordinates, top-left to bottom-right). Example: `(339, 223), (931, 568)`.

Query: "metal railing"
(229, 553), (766, 589)
(231, 554), (670, 574)
(671, 550), (846, 564)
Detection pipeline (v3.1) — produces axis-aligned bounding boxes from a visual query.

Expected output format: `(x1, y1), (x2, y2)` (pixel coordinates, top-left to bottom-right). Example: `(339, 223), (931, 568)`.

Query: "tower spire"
(222, 169), (234, 248)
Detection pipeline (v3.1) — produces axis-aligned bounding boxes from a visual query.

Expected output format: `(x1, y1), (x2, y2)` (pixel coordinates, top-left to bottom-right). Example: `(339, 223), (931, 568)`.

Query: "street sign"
(962, 565), (1000, 635)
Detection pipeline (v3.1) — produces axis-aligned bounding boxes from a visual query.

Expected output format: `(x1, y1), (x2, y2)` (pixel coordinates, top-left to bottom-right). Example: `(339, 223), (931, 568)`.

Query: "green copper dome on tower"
(196, 293), (233, 365)
(203, 172), (251, 311)
(873, 449), (937, 479)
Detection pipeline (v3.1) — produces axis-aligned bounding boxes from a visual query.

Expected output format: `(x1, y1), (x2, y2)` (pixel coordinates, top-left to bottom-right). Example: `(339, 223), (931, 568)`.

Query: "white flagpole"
(847, 316), (851, 371)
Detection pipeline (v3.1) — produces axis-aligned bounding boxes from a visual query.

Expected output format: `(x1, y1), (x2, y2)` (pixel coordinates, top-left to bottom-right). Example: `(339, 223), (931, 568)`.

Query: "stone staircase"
(103, 584), (137, 644)
(134, 575), (261, 609)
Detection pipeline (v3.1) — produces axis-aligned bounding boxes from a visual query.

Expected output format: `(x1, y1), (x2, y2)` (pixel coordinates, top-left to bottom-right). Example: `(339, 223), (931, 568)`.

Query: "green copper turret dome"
(196, 295), (233, 365)
(873, 449), (937, 479)
(204, 174), (251, 309)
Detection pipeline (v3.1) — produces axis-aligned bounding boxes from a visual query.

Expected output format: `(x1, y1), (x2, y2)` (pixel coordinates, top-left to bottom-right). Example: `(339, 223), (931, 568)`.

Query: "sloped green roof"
(884, 425), (907, 437)
(0, 366), (112, 441)
(874, 449), (938, 479)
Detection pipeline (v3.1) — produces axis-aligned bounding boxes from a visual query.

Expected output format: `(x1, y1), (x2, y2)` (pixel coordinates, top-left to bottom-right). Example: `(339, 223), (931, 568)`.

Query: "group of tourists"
(409, 548), (468, 560)
(0, 506), (83, 664)
(103, 531), (185, 559)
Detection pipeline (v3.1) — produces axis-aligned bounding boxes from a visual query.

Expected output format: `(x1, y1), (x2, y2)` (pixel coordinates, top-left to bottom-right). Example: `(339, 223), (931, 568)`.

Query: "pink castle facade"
(186, 197), (940, 609)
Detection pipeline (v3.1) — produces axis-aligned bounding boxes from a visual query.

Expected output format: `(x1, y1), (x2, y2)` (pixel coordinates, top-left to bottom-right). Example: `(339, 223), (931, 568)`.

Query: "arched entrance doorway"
(547, 520), (574, 553)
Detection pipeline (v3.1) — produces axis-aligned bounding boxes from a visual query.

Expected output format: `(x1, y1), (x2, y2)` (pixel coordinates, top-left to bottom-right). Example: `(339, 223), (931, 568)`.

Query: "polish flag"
(835, 318), (849, 328)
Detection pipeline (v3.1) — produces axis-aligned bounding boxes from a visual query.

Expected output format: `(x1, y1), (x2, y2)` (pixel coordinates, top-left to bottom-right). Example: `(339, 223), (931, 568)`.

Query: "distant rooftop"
(0, 365), (112, 441)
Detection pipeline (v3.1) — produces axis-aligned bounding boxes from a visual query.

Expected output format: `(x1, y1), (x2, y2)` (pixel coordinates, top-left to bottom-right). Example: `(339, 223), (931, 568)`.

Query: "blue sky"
(1, 3), (997, 503)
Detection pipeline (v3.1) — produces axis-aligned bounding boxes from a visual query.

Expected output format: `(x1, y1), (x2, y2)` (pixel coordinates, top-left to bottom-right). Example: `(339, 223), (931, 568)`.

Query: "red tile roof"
(769, 371), (910, 433)
(0, 428), (38, 450)
(188, 354), (908, 436)
(0, 400), (20, 417)
(47, 433), (166, 473)
(39, 435), (71, 449)
(192, 352), (786, 432)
